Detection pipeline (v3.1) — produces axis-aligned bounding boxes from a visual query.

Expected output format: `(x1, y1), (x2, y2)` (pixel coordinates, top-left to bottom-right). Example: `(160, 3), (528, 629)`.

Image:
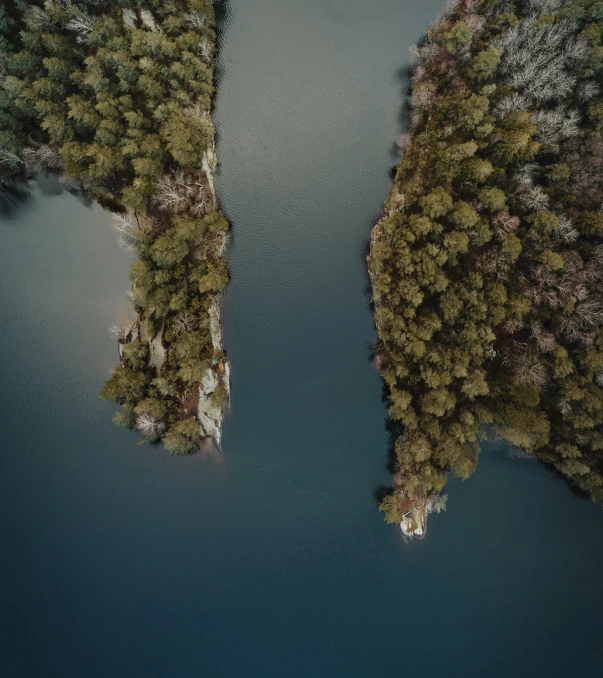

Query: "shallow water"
(1, 1), (603, 675)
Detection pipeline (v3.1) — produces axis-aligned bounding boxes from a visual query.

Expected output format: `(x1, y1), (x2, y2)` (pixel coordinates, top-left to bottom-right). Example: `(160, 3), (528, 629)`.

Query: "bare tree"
(554, 216), (578, 244)
(192, 193), (209, 216)
(558, 399), (572, 415)
(109, 324), (126, 341)
(532, 324), (556, 352)
(136, 413), (165, 438)
(493, 17), (580, 107)
(493, 211), (520, 239)
(495, 93), (530, 118)
(198, 39), (213, 64)
(173, 171), (195, 194)
(25, 6), (55, 31)
(532, 108), (580, 152)
(516, 184), (550, 212)
(22, 144), (62, 170)
(112, 213), (139, 252)
(578, 80), (599, 102)
(154, 172), (200, 213)
(0, 148), (23, 167)
(185, 10), (206, 30)
(511, 347), (549, 390)
(66, 16), (97, 36)
(559, 298), (603, 340)
(526, 0), (564, 15)
(409, 42), (439, 66)
(464, 14), (486, 32)
(172, 312), (198, 335)
(411, 82), (437, 111)
(501, 318), (524, 334)
(154, 178), (188, 213)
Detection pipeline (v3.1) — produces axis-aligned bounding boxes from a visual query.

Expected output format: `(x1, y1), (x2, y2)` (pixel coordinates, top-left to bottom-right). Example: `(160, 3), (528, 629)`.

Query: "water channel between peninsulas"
(1, 1), (603, 676)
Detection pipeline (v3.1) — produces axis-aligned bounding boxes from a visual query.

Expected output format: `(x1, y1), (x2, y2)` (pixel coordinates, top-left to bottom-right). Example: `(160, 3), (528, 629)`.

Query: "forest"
(0, 0), (230, 453)
(370, 0), (603, 533)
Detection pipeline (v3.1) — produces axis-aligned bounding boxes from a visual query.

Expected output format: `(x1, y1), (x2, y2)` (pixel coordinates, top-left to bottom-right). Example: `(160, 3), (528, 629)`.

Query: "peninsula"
(0, 0), (230, 453)
(369, 0), (603, 535)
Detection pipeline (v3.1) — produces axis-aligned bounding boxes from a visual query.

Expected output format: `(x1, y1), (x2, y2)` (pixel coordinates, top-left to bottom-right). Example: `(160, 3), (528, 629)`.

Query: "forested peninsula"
(369, 0), (603, 536)
(0, 0), (230, 453)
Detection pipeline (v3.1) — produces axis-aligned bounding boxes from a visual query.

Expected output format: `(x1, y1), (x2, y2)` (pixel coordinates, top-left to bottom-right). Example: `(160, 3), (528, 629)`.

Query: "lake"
(1, 1), (602, 675)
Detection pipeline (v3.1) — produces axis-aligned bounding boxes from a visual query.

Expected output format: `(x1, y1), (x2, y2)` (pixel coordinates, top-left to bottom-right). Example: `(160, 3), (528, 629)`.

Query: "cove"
(1, 1), (603, 676)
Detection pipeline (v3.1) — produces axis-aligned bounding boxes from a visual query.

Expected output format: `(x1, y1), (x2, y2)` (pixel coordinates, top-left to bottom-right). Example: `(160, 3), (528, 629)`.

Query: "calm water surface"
(1, 1), (603, 675)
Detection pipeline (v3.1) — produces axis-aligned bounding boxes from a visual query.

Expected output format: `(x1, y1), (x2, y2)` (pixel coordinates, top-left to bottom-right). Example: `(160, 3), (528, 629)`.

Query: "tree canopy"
(0, 0), (229, 452)
(370, 0), (603, 528)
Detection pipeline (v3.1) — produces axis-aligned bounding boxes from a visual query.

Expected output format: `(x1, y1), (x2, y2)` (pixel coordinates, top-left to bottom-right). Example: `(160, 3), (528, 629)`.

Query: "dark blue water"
(1, 1), (603, 675)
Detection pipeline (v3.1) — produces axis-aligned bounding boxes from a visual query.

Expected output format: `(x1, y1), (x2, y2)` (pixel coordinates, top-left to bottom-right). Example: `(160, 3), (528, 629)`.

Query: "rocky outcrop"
(198, 365), (225, 447)
(399, 494), (447, 538)
(202, 142), (217, 205)
(148, 324), (166, 372)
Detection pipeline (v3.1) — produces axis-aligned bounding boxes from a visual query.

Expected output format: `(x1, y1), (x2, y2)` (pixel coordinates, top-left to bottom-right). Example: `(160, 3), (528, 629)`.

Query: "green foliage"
(545, 163), (571, 182)
(113, 406), (135, 429)
(419, 187), (453, 219)
(379, 493), (407, 524)
(163, 416), (201, 455)
(372, 0), (603, 523)
(479, 188), (506, 212)
(100, 367), (150, 405)
(444, 22), (473, 54)
(0, 1), (229, 452)
(210, 382), (229, 409)
(469, 47), (501, 81)
(122, 339), (149, 370)
(455, 94), (490, 131)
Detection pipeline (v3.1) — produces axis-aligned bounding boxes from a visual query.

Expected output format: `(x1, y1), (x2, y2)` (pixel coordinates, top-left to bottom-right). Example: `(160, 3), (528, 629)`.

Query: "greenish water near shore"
(1, 1), (603, 675)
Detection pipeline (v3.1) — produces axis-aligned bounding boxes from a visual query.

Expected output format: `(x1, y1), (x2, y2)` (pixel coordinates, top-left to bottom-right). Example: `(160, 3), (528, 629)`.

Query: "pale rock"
(198, 366), (224, 447)
(149, 323), (166, 372)
(202, 143), (217, 205)
(122, 9), (136, 28)
(140, 9), (158, 32)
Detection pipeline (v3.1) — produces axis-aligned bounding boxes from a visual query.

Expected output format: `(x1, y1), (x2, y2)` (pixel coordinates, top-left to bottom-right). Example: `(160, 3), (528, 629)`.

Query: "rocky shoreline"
(117, 137), (230, 450)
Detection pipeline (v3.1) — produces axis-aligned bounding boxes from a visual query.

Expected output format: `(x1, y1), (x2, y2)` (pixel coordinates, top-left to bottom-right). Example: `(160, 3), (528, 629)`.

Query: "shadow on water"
(210, 0), (237, 267)
(0, 172), (95, 220)
(537, 459), (593, 501)
(211, 0), (231, 152)
(390, 64), (413, 161)
(371, 416), (400, 508)
(0, 179), (33, 218)
(359, 89), (406, 498)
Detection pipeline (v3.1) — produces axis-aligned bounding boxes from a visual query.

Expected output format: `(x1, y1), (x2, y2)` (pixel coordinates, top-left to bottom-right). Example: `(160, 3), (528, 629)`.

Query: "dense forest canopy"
(0, 0), (230, 453)
(370, 0), (603, 532)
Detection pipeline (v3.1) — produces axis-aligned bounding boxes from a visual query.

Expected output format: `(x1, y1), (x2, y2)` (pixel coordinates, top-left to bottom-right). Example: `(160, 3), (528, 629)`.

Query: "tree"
(100, 367), (149, 405)
(163, 417), (201, 455)
(2, 0), (228, 455)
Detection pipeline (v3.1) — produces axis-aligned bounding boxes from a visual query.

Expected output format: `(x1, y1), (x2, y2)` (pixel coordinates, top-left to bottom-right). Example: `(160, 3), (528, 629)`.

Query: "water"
(1, 1), (603, 675)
